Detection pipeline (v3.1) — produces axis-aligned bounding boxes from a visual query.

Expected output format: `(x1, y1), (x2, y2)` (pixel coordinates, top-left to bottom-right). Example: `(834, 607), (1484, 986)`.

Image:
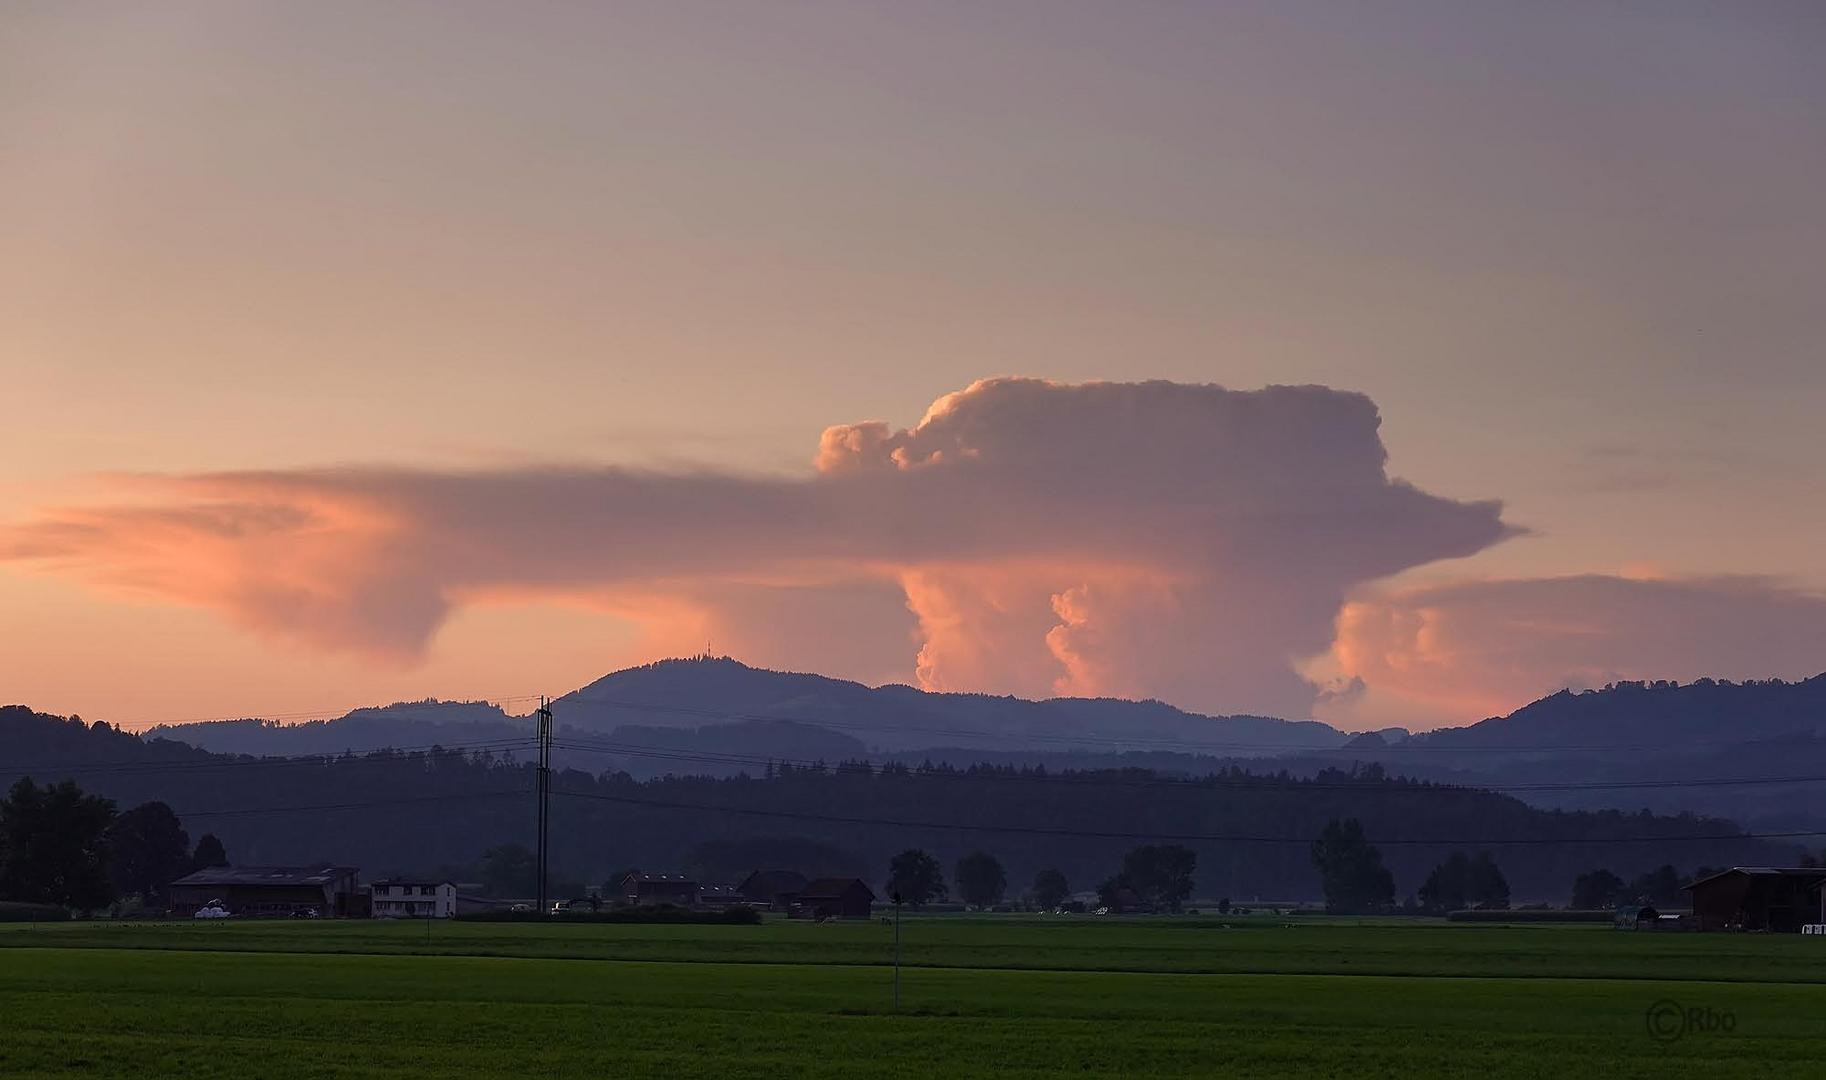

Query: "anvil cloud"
(1, 378), (1513, 718)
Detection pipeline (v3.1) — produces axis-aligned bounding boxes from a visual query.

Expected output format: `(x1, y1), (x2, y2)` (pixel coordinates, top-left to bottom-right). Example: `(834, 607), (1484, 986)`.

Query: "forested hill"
(143, 656), (1352, 764)
(1, 705), (1796, 904)
(1360, 676), (1826, 831)
(551, 657), (1350, 752)
(151, 702), (530, 757)
(1414, 675), (1826, 750)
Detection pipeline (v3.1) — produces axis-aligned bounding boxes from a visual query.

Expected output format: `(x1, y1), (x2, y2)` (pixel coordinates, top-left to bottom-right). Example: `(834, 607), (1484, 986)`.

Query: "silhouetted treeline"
(1, 706), (1795, 902)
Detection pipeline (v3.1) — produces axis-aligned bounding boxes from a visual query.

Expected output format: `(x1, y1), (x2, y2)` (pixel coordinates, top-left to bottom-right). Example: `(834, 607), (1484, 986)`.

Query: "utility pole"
(536, 695), (553, 916)
(891, 891), (903, 1012)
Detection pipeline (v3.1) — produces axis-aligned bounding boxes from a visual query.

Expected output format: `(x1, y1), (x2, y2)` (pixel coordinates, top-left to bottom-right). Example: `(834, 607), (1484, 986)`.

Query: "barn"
(1684, 867), (1826, 932)
(792, 878), (875, 920)
(736, 869), (807, 910)
(618, 872), (700, 907)
(168, 864), (362, 918)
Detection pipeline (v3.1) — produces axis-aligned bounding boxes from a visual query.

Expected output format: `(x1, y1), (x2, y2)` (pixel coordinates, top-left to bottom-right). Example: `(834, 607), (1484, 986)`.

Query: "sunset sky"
(4, 2), (1824, 731)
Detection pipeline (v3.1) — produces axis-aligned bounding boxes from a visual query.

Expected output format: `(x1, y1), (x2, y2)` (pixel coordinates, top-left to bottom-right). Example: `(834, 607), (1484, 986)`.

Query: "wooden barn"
(736, 869), (807, 910)
(791, 878), (875, 920)
(1684, 867), (1826, 932)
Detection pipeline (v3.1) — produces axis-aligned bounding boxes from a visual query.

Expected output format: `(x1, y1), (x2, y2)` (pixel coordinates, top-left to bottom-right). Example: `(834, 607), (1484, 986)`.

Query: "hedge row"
(0, 901), (70, 922)
(1446, 908), (1615, 923)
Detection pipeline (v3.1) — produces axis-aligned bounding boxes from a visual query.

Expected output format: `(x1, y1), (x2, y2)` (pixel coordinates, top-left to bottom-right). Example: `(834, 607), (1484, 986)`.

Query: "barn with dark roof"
(791, 878), (875, 920)
(1684, 867), (1826, 932)
(168, 864), (362, 918)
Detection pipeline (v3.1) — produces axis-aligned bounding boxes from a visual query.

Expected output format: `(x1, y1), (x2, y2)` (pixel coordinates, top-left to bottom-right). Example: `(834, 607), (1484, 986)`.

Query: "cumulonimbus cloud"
(1, 378), (1514, 716)
(1321, 574), (1826, 728)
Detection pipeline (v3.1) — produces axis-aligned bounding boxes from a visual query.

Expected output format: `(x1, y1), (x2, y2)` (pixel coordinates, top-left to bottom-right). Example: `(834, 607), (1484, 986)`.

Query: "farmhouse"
(736, 869), (807, 910)
(792, 878), (875, 920)
(619, 872), (700, 906)
(168, 864), (361, 918)
(371, 879), (457, 919)
(1684, 867), (1826, 932)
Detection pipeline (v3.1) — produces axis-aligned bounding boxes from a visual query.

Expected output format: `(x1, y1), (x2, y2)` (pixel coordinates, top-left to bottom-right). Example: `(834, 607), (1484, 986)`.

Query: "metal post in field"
(892, 891), (902, 1012)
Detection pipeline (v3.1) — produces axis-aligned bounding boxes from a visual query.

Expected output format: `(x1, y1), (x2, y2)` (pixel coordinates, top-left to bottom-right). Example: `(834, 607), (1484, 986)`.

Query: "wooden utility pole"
(536, 696), (553, 915)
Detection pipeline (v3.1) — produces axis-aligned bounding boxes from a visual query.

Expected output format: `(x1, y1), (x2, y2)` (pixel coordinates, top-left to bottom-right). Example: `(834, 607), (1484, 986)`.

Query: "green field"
(2, 917), (1822, 1078)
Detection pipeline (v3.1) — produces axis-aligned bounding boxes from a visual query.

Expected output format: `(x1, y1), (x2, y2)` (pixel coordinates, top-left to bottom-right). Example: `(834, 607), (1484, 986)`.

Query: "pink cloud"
(3, 378), (1512, 715)
(1322, 574), (1826, 729)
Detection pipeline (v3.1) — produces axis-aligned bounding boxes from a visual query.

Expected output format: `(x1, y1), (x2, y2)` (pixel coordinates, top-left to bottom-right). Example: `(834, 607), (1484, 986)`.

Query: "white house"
(370, 879), (457, 919)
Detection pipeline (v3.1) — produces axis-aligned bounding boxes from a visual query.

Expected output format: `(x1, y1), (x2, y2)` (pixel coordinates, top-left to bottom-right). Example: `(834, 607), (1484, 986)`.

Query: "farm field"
(4, 914), (1825, 982)
(2, 918), (1823, 1078)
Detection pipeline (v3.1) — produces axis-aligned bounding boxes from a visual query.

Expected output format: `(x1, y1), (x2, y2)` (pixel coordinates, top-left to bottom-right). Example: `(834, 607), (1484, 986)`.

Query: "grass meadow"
(2, 916), (1823, 1078)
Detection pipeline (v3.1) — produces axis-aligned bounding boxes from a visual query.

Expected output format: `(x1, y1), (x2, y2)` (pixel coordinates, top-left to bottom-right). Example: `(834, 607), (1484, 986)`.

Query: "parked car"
(194, 901), (231, 920)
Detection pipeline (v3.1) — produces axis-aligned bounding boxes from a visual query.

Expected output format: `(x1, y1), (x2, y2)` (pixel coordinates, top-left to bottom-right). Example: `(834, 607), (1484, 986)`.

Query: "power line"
(174, 788), (531, 819)
(14, 728), (1824, 800)
(3, 737), (539, 780)
(548, 736), (1826, 796)
(554, 694), (1817, 755)
(548, 788), (1823, 846)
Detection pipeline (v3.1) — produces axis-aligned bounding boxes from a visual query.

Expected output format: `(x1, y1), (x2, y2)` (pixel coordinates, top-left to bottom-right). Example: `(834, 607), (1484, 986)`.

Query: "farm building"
(697, 884), (744, 907)
(168, 864), (361, 918)
(1684, 867), (1826, 932)
(737, 869), (807, 909)
(792, 878), (875, 920)
(618, 872), (700, 906)
(370, 879), (457, 919)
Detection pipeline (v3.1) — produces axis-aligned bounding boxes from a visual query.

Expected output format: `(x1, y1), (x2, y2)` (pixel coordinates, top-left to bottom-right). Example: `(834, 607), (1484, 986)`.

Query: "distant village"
(162, 861), (1826, 934)
(167, 864), (878, 922)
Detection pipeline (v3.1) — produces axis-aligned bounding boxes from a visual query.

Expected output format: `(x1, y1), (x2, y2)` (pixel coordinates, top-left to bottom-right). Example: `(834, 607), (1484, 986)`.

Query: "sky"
(2, 1), (1824, 732)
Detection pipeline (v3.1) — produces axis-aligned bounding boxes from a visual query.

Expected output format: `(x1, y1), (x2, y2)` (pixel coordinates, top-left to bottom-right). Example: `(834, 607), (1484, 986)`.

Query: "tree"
(1570, 868), (1626, 910)
(0, 778), (117, 910)
(1309, 818), (1395, 914)
(954, 850), (1006, 908)
(1121, 845), (1197, 912)
(886, 849), (946, 907)
(190, 833), (229, 871)
(479, 842), (538, 898)
(1628, 864), (1683, 906)
(1417, 851), (1509, 913)
(1469, 852), (1510, 909)
(107, 802), (190, 903)
(1096, 876), (1126, 909)
(1031, 868), (1070, 911)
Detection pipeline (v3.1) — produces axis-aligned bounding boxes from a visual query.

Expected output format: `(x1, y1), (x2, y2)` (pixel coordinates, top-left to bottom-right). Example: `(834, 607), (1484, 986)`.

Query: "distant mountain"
(111, 661), (1826, 831)
(137, 658), (1350, 780)
(1336, 676), (1826, 831)
(551, 656), (1350, 754)
(151, 700), (526, 757)
(1412, 676), (1826, 752)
